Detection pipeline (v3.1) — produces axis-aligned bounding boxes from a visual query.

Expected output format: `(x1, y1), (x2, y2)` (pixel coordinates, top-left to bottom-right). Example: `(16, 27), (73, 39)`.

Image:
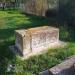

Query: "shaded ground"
(0, 10), (75, 75)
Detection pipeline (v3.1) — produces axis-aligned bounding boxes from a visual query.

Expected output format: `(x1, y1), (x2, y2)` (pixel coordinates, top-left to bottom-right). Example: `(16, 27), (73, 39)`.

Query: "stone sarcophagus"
(15, 26), (59, 56)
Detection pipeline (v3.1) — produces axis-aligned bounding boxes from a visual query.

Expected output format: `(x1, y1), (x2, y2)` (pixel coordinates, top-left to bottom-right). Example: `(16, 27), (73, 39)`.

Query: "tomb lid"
(15, 26), (59, 37)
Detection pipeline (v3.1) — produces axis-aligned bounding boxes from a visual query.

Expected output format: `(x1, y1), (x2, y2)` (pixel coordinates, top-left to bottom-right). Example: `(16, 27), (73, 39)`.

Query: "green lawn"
(0, 10), (75, 75)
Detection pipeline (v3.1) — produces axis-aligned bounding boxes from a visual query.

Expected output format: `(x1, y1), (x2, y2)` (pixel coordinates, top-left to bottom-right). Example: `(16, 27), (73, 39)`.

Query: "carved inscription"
(46, 30), (58, 43)
(39, 32), (46, 45)
(32, 33), (40, 48)
(32, 32), (46, 49)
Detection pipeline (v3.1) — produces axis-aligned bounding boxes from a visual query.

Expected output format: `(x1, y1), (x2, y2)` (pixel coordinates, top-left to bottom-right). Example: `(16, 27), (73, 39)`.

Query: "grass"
(0, 10), (75, 75)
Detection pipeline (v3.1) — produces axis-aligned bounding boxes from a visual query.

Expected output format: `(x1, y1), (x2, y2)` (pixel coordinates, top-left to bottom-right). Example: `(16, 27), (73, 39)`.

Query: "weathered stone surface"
(19, 0), (59, 16)
(15, 26), (59, 56)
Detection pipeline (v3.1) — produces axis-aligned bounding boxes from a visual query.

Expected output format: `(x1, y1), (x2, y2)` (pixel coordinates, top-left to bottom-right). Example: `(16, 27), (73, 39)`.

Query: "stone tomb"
(10, 26), (66, 59)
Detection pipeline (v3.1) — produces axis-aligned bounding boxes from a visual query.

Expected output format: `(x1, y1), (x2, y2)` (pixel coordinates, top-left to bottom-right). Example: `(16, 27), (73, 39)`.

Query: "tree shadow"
(58, 0), (75, 43)
(59, 0), (75, 26)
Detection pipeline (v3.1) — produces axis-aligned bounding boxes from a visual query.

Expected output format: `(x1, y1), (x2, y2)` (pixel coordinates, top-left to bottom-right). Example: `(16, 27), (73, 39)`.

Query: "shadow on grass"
(0, 13), (51, 75)
(0, 41), (16, 75)
(59, 26), (75, 43)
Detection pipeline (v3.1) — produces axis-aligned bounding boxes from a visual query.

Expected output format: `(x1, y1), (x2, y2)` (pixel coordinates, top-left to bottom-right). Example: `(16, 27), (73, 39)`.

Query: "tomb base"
(9, 41), (67, 60)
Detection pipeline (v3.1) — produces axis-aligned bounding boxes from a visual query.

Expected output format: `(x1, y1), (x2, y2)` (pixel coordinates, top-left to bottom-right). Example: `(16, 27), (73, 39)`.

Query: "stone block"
(15, 26), (59, 56)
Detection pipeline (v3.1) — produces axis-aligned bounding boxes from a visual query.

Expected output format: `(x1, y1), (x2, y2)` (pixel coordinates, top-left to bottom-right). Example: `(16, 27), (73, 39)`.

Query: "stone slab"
(49, 55), (75, 75)
(39, 55), (75, 75)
